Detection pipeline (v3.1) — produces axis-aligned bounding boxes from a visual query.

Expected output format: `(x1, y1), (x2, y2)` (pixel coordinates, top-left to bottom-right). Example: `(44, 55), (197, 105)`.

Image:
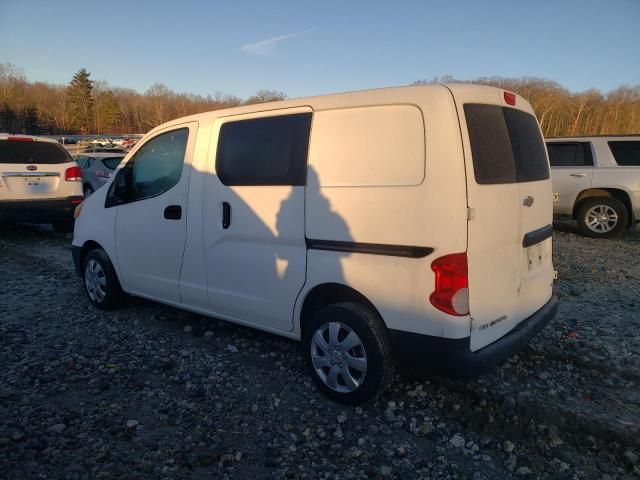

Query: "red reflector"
(503, 91), (516, 106)
(429, 253), (469, 316)
(65, 166), (83, 182)
(71, 199), (83, 204)
(7, 136), (34, 141)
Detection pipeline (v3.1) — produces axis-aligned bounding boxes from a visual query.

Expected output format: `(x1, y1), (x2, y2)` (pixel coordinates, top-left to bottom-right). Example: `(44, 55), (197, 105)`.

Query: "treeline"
(414, 76), (640, 137)
(1, 62), (639, 137)
(0, 63), (285, 135)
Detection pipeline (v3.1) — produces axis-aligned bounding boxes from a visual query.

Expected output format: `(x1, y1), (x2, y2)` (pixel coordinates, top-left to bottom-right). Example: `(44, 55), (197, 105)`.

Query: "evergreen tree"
(0, 103), (17, 133)
(67, 68), (94, 133)
(23, 106), (40, 134)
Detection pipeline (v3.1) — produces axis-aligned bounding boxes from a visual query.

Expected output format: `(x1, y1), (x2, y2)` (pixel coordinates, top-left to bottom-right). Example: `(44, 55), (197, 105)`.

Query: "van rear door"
(447, 85), (554, 351)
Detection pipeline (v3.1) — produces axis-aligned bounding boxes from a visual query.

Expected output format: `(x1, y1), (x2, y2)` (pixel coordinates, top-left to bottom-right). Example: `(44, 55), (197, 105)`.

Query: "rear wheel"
(82, 249), (124, 310)
(577, 197), (627, 238)
(303, 302), (395, 404)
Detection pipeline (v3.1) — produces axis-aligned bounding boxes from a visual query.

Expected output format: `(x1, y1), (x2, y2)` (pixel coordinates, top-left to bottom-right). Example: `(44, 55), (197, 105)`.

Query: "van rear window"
(464, 105), (549, 184)
(0, 140), (73, 164)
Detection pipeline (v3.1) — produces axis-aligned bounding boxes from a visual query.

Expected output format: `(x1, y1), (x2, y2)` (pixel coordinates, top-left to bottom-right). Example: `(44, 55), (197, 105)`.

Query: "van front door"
(112, 123), (197, 302)
(202, 109), (312, 332)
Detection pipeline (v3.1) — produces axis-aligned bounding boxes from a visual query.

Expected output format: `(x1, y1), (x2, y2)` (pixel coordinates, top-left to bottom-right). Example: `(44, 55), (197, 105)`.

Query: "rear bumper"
(389, 295), (559, 378)
(0, 196), (83, 223)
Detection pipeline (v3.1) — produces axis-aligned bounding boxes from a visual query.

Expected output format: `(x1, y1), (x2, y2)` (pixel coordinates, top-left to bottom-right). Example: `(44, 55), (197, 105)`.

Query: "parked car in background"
(81, 147), (127, 154)
(72, 84), (557, 403)
(0, 134), (83, 232)
(58, 136), (78, 145)
(121, 137), (137, 148)
(75, 152), (125, 196)
(547, 135), (640, 238)
(90, 138), (114, 148)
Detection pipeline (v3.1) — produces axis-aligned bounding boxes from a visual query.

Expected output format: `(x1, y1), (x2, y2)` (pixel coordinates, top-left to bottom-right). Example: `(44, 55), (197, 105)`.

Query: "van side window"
(608, 141), (640, 166)
(216, 113), (311, 186)
(106, 128), (188, 207)
(547, 143), (593, 167)
(464, 104), (549, 184)
(125, 128), (188, 202)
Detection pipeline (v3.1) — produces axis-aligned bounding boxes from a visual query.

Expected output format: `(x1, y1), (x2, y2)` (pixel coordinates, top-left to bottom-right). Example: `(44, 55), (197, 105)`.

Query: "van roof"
(147, 83), (520, 137)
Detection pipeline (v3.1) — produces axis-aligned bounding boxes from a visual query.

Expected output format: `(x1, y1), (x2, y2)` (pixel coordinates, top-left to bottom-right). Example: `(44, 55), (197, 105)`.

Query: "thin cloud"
(241, 30), (313, 58)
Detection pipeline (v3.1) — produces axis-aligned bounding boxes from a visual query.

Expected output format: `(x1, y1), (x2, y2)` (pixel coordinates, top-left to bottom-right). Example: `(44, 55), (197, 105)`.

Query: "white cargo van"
(72, 85), (558, 403)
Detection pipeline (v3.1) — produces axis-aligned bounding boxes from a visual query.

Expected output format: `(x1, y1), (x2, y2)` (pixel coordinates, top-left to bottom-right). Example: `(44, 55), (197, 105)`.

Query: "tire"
(82, 249), (124, 310)
(577, 197), (628, 238)
(52, 220), (74, 233)
(83, 184), (94, 196)
(303, 302), (396, 404)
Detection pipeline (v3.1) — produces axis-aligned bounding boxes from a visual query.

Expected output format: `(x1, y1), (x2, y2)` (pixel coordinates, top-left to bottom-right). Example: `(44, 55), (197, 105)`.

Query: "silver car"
(75, 153), (125, 196)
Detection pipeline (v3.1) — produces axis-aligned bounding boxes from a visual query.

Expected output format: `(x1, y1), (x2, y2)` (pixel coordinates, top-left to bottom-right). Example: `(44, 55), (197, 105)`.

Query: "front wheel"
(577, 197), (628, 238)
(303, 302), (395, 404)
(82, 249), (124, 310)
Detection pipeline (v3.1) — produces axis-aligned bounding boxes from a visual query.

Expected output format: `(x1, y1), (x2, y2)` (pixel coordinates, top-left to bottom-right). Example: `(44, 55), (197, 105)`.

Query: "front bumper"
(388, 295), (559, 378)
(0, 196), (83, 223)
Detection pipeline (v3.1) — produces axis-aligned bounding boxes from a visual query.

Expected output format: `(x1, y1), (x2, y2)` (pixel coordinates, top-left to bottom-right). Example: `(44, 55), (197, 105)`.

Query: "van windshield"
(0, 140), (73, 164)
(463, 104), (549, 184)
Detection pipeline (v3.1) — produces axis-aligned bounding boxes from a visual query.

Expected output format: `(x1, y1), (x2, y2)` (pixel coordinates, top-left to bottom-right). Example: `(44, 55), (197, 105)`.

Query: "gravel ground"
(0, 222), (638, 479)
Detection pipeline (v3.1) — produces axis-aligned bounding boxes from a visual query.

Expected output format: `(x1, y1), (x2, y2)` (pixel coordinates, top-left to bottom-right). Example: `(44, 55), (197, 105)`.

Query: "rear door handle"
(222, 202), (231, 229)
(570, 173), (587, 178)
(164, 205), (182, 220)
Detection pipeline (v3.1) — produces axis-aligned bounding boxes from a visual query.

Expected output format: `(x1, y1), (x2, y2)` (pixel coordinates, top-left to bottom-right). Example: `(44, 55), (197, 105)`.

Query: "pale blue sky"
(1, 0), (638, 99)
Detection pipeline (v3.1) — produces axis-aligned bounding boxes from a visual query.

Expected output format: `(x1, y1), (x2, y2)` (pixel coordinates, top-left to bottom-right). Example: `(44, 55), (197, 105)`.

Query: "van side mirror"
(105, 168), (131, 207)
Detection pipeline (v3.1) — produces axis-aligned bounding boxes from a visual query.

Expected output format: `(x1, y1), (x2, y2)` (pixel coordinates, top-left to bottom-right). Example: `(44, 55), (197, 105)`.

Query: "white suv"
(0, 134), (84, 232)
(547, 136), (640, 238)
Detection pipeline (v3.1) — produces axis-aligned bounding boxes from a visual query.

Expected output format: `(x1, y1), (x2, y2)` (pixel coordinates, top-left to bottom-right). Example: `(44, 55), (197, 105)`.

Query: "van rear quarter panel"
(301, 87), (470, 339)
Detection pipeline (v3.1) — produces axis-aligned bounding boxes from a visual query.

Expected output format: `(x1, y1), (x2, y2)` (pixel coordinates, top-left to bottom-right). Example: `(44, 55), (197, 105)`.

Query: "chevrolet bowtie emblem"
(523, 196), (534, 207)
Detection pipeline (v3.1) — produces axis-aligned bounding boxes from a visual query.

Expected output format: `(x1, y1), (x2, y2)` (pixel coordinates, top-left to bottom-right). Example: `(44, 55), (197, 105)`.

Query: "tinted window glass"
(464, 105), (549, 184)
(462, 104), (515, 184)
(0, 140), (72, 164)
(504, 108), (549, 182)
(76, 156), (89, 168)
(609, 141), (640, 166)
(546, 143), (593, 167)
(102, 157), (124, 170)
(216, 113), (311, 186)
(123, 128), (188, 201)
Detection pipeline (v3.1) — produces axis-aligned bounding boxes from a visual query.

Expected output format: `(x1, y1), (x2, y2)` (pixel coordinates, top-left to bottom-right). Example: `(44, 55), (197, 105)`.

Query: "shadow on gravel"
(553, 219), (640, 242)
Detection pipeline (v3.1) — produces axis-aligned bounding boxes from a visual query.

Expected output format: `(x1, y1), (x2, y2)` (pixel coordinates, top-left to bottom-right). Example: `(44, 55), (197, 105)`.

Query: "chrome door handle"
(570, 173), (587, 178)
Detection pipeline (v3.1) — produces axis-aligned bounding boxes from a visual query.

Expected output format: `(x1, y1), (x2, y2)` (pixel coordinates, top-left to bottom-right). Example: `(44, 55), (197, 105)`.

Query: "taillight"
(65, 166), (83, 181)
(95, 170), (111, 178)
(503, 91), (516, 106)
(429, 253), (469, 316)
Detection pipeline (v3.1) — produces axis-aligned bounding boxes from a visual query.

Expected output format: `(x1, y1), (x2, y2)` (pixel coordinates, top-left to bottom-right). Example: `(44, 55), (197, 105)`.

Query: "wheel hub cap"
(84, 259), (107, 302)
(310, 321), (367, 393)
(586, 205), (618, 233)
